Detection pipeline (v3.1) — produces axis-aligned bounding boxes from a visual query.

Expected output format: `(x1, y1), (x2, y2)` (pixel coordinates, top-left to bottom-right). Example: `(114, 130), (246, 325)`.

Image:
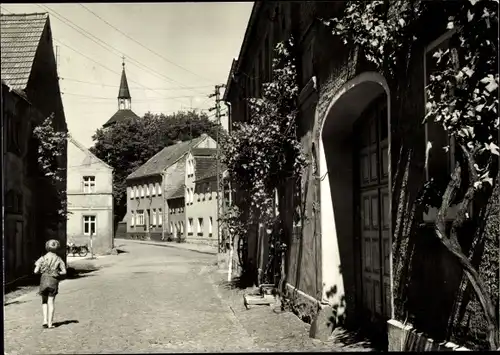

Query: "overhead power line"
(59, 77), (213, 91)
(62, 92), (205, 101)
(79, 3), (216, 84)
(38, 4), (210, 99)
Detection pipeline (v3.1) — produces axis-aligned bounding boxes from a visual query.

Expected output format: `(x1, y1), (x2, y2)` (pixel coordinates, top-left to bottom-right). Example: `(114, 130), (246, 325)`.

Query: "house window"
(197, 218), (204, 235)
(180, 221), (184, 234)
(158, 209), (162, 226)
(188, 159), (194, 178)
(131, 211), (135, 227)
(137, 210), (144, 226)
(134, 187), (138, 199)
(188, 218), (193, 234)
(140, 186), (145, 198)
(209, 217), (213, 235)
(151, 184), (156, 196)
(130, 187), (135, 199)
(83, 176), (96, 193)
(152, 208), (157, 226)
(83, 215), (96, 236)
(170, 222), (173, 233)
(146, 185), (150, 196)
(6, 113), (22, 155)
(157, 183), (162, 195)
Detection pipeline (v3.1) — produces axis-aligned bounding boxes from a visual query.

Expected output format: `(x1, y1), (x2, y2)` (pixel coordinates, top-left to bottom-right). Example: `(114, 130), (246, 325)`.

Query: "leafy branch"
(33, 114), (69, 220)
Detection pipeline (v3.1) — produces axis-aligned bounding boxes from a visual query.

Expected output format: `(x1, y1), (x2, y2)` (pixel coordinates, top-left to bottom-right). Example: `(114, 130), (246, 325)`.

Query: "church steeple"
(118, 56), (131, 110)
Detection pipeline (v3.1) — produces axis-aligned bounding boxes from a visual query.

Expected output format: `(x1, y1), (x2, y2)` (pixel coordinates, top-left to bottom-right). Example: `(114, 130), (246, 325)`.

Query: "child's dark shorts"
(39, 274), (59, 303)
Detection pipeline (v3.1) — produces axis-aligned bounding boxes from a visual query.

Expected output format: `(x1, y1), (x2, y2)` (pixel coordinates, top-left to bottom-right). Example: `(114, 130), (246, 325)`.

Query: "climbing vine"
(33, 114), (69, 221)
(323, 0), (498, 350)
(220, 37), (307, 282)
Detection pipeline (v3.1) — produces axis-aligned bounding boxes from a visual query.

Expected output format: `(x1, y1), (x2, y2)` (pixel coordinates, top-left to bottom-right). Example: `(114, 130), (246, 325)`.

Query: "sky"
(1, 2), (253, 148)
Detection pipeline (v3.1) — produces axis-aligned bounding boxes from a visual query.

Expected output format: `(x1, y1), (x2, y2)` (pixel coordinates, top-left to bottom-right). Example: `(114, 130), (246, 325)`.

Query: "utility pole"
(209, 84), (226, 254)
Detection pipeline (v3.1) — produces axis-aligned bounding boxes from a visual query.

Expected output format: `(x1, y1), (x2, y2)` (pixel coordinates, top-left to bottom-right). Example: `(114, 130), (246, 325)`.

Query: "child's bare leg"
(47, 296), (55, 328)
(42, 303), (48, 325)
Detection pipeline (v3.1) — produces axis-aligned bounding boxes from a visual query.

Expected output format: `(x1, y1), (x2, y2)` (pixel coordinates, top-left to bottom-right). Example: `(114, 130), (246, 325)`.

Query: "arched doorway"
(318, 72), (392, 329)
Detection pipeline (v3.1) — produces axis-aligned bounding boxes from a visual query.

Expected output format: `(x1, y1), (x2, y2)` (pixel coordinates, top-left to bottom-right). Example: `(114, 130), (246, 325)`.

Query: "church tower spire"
(118, 56), (131, 110)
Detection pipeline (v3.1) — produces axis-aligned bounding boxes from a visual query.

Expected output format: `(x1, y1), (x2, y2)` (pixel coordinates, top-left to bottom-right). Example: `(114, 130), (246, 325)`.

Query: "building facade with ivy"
(1, 13), (68, 283)
(224, 1), (498, 351)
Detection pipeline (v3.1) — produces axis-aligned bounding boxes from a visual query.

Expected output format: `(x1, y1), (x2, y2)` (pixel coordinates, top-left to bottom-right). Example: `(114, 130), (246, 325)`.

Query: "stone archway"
(317, 72), (393, 327)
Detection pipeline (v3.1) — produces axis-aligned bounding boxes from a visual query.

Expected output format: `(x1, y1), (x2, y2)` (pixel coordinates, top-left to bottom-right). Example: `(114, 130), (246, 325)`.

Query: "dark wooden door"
(355, 96), (391, 322)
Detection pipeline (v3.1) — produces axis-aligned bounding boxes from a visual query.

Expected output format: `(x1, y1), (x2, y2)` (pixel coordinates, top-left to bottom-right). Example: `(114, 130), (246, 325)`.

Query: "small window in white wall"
(140, 186), (145, 197)
(191, 188), (195, 204)
(158, 209), (162, 226)
(209, 217), (213, 234)
(151, 184), (155, 196)
(157, 183), (162, 195)
(198, 218), (204, 234)
(170, 222), (173, 233)
(180, 221), (184, 233)
(152, 209), (157, 226)
(83, 176), (96, 193)
(130, 187), (135, 199)
(188, 218), (193, 233)
(83, 215), (96, 235)
(146, 185), (150, 196)
(137, 210), (144, 225)
(131, 211), (135, 227)
(134, 187), (138, 199)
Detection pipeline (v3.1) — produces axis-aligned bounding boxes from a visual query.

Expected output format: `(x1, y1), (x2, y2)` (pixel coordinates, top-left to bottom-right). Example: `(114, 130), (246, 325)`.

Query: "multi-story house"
(1, 12), (68, 283)
(223, 1), (498, 351)
(66, 136), (114, 254)
(126, 134), (217, 241)
(183, 148), (226, 245)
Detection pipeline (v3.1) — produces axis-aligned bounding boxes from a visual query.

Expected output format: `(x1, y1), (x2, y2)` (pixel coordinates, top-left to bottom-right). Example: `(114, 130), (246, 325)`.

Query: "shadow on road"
(218, 276), (255, 290)
(4, 300), (29, 307)
(65, 265), (100, 280)
(53, 320), (79, 328)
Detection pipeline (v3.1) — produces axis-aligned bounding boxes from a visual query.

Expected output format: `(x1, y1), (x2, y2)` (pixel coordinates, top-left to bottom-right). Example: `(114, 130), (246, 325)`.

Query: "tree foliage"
(323, 0), (498, 349)
(90, 110), (221, 221)
(219, 38), (307, 282)
(33, 114), (68, 221)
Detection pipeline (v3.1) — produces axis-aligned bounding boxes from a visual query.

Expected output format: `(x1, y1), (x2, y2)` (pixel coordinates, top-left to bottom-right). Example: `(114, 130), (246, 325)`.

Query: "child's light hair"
(45, 239), (60, 252)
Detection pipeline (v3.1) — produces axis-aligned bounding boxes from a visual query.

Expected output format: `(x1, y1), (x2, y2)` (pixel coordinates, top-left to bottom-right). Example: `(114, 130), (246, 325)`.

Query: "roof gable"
(0, 13), (49, 90)
(68, 135), (113, 170)
(127, 135), (207, 180)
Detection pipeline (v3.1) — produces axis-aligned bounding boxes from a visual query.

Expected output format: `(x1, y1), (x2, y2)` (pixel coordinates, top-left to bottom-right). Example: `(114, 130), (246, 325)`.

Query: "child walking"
(34, 239), (67, 329)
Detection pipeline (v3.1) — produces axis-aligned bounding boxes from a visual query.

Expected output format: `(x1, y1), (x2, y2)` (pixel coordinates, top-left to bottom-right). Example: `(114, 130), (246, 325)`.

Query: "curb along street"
(115, 238), (218, 256)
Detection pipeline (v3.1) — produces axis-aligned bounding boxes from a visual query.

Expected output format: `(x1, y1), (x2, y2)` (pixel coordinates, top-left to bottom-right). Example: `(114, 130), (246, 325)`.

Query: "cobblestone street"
(5, 241), (256, 354)
(5, 241), (375, 354)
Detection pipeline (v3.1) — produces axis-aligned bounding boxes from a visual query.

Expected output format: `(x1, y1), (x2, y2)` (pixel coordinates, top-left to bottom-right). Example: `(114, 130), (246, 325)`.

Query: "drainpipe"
(1, 86), (5, 266)
(162, 172), (166, 241)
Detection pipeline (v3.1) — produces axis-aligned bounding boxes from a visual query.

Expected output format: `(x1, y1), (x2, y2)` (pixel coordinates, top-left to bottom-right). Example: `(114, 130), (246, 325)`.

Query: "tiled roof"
(191, 148), (216, 158)
(127, 135), (206, 180)
(167, 184), (185, 200)
(194, 157), (226, 182)
(103, 109), (140, 127)
(0, 13), (49, 90)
